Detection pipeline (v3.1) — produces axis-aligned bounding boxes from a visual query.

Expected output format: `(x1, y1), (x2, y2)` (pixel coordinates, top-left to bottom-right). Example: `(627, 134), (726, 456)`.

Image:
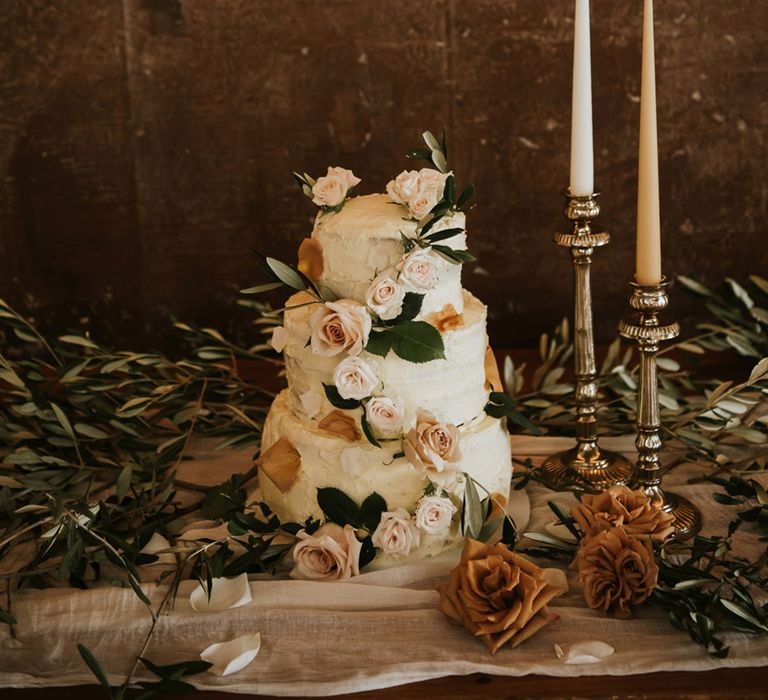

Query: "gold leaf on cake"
(484, 345), (503, 392)
(318, 410), (360, 441)
(297, 238), (324, 280)
(256, 438), (301, 493)
(432, 304), (464, 332)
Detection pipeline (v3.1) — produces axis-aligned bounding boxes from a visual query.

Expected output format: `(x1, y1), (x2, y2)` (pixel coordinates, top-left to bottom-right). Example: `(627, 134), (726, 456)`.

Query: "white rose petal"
(371, 508), (420, 557)
(189, 573), (252, 613)
(554, 641), (615, 665)
(364, 396), (405, 438)
(139, 532), (175, 566)
(365, 273), (405, 321)
(414, 496), (457, 536)
(386, 169), (421, 205)
(201, 633), (261, 677)
(333, 356), (379, 400)
(398, 249), (441, 291)
(299, 390), (323, 419)
(340, 447), (368, 477)
(270, 326), (288, 353)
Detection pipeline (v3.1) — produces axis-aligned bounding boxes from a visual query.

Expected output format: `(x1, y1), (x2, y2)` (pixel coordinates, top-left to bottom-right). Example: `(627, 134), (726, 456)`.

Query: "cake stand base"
(663, 491), (702, 541)
(536, 446), (635, 491)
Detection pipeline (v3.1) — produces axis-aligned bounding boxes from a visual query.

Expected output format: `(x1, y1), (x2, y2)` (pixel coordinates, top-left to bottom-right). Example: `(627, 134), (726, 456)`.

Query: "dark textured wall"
(1, 1), (766, 349)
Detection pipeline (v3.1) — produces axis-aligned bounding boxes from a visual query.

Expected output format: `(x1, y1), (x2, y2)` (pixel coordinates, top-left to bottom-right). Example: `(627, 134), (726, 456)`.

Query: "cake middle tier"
(283, 289), (491, 428)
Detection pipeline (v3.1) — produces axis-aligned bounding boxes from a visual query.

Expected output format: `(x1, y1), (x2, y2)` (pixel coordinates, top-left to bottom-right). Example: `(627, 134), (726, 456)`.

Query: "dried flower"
(439, 539), (566, 655)
(317, 410), (360, 441)
(256, 437), (301, 493)
(576, 526), (659, 616)
(297, 238), (324, 280)
(571, 485), (675, 543)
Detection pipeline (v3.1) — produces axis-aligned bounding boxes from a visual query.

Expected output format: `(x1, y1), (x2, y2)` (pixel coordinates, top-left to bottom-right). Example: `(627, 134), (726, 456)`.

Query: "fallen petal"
(190, 573), (252, 613)
(555, 640), (615, 665)
(201, 633), (261, 676)
(139, 532), (175, 566)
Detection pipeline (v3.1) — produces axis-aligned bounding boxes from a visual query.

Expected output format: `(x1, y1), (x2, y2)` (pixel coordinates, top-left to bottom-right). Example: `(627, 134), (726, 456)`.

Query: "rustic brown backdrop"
(1, 0), (766, 350)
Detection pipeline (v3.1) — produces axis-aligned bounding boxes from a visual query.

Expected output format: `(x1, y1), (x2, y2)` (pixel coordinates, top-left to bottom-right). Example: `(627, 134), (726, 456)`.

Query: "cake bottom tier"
(260, 390), (513, 527)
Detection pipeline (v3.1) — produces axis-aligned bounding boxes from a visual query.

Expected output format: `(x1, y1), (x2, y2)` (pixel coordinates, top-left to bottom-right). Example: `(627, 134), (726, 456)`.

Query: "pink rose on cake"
(290, 523), (362, 581)
(415, 495), (457, 536)
(364, 395), (405, 437)
(371, 508), (421, 557)
(404, 409), (462, 489)
(386, 170), (421, 205)
(310, 299), (372, 356)
(365, 273), (405, 321)
(398, 249), (441, 291)
(333, 356), (380, 401)
(311, 166), (360, 208)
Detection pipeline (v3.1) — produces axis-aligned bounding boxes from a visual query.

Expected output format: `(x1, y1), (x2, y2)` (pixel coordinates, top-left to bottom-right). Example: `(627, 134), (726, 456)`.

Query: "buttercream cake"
(258, 159), (513, 569)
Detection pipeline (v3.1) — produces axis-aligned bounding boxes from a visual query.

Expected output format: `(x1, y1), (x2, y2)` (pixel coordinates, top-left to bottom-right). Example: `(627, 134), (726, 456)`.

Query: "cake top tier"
(313, 194), (467, 318)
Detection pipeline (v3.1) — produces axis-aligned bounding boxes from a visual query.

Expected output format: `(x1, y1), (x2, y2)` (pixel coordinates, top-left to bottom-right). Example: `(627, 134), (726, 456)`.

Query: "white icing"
(283, 290), (489, 427)
(313, 194), (467, 317)
(261, 390), (513, 529)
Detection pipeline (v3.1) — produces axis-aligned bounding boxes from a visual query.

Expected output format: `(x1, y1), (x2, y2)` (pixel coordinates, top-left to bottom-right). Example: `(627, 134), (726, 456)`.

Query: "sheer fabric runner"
(2, 436), (766, 696)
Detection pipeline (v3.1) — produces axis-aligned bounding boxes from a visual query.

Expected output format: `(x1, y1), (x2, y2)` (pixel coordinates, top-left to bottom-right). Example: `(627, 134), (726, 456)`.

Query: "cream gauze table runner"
(1, 436), (767, 696)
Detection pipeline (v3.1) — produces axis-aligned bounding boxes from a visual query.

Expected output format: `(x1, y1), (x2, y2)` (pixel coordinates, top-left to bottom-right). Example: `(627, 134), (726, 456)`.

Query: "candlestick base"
(662, 490), (703, 541)
(538, 446), (634, 492)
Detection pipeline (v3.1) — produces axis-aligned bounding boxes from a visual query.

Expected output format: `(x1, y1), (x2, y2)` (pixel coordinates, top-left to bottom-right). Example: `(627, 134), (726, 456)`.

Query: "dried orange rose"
(576, 526), (658, 616)
(571, 485), (675, 543)
(438, 539), (566, 655)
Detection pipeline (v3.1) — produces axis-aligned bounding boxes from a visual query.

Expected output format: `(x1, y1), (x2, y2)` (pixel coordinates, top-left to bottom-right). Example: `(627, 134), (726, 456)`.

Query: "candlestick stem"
(538, 190), (635, 490)
(618, 279), (702, 539)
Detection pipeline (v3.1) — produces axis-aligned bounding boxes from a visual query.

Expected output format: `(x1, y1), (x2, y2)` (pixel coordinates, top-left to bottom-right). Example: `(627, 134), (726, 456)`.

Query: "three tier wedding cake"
(255, 137), (513, 569)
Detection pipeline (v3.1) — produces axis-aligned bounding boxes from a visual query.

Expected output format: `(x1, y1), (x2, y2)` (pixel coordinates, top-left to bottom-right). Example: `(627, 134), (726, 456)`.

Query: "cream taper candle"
(569, 0), (594, 197)
(636, 0), (663, 285)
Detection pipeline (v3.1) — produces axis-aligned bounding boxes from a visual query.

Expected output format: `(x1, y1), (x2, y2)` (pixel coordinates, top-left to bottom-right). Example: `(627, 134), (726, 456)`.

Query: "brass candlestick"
(618, 278), (702, 540)
(537, 190), (635, 490)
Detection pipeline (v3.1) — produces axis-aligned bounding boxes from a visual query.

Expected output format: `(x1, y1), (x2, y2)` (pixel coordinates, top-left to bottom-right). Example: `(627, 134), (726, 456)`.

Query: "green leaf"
(139, 657), (212, 681)
(359, 535), (376, 569)
(74, 423), (110, 440)
(316, 487), (361, 527)
(461, 476), (484, 539)
(547, 500), (581, 541)
(116, 465), (132, 501)
(442, 174), (456, 204)
(241, 282), (284, 294)
(0, 607), (16, 625)
(456, 183), (476, 210)
(365, 330), (394, 357)
(59, 334), (99, 349)
(77, 644), (112, 693)
(388, 321), (445, 363)
(322, 384), (362, 410)
(386, 293), (423, 325)
(360, 411), (382, 448)
(423, 227), (465, 244)
(50, 403), (75, 439)
(406, 148), (433, 162)
(430, 244), (476, 264)
(720, 599), (768, 632)
(360, 492), (388, 532)
(422, 131), (441, 151)
(677, 276), (712, 297)
(265, 258), (305, 291)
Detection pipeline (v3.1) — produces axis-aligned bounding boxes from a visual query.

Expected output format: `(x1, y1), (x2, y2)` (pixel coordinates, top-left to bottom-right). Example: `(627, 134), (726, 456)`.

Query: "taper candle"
(569, 0), (594, 197)
(636, 0), (663, 285)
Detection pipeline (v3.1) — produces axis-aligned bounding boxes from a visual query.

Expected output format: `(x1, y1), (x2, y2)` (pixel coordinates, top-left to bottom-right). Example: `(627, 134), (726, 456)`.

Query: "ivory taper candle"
(636, 0), (663, 285)
(569, 0), (594, 197)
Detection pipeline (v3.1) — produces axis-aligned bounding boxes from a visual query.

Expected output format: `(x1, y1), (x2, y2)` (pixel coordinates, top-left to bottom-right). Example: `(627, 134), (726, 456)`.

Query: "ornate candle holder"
(537, 190), (635, 490)
(618, 278), (702, 540)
